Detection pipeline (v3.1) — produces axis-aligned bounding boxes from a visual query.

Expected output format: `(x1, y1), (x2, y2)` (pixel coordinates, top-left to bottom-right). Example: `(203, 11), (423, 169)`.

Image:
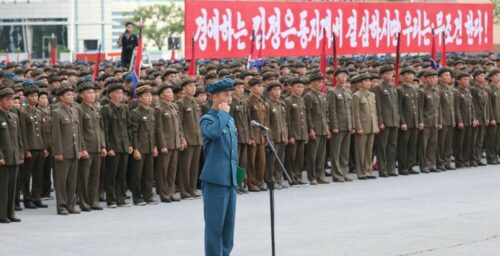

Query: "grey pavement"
(1, 165), (500, 256)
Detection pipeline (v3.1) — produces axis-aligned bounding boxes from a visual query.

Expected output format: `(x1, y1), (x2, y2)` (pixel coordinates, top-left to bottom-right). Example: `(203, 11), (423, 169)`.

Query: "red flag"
(27, 50), (31, 62)
(187, 36), (196, 76)
(133, 34), (143, 77)
(332, 32), (338, 87)
(91, 44), (102, 81)
(430, 28), (438, 70)
(441, 31), (447, 67)
(394, 32), (401, 88)
(170, 42), (176, 62)
(5, 53), (9, 64)
(257, 29), (264, 59)
(320, 29), (328, 94)
(51, 37), (57, 66)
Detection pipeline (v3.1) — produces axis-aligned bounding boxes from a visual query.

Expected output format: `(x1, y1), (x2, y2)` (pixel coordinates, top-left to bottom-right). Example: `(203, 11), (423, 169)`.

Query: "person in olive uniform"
(247, 77), (269, 191)
(38, 89), (53, 198)
(267, 81), (288, 188)
(101, 80), (133, 208)
(328, 68), (354, 182)
(76, 81), (106, 211)
(470, 69), (490, 166)
(374, 65), (399, 177)
(304, 72), (331, 185)
(436, 68), (456, 171)
(0, 87), (23, 223)
(453, 72), (476, 168)
(485, 68), (500, 164)
(229, 79), (251, 192)
(176, 78), (203, 199)
(453, 72), (477, 168)
(155, 84), (184, 202)
(352, 74), (379, 180)
(397, 67), (420, 175)
(19, 81), (48, 209)
(129, 85), (158, 205)
(284, 78), (308, 185)
(51, 84), (84, 215)
(418, 70), (442, 173)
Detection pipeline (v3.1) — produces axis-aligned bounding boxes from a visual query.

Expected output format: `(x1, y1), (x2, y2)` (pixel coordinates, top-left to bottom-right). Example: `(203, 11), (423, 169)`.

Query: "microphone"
(250, 120), (270, 131)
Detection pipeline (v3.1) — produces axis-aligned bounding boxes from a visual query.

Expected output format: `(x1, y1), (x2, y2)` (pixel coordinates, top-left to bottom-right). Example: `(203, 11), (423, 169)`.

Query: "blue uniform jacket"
(199, 109), (238, 187)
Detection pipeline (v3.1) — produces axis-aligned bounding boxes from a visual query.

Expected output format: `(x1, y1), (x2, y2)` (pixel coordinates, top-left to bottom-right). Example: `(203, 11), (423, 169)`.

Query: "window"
(168, 37), (181, 50)
(84, 40), (98, 51)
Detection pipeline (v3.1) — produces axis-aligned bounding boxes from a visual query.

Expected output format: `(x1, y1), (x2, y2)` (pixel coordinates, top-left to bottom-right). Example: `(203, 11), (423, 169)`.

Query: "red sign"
(185, 1), (493, 59)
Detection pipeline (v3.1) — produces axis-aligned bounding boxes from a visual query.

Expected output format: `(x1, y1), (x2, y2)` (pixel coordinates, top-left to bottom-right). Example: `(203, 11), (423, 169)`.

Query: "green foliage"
(127, 3), (184, 50)
(494, 0), (500, 24)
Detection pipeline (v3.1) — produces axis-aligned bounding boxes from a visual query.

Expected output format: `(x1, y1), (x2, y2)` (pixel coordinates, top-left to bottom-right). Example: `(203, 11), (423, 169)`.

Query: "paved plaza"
(1, 166), (500, 256)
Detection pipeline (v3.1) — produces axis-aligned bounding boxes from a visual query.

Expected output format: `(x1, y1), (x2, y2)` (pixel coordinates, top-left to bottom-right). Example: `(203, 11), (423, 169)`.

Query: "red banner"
(185, 1), (493, 59)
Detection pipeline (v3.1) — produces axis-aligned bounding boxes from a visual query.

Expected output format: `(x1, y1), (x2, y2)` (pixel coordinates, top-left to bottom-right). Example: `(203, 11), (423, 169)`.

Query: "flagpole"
(394, 32), (401, 88)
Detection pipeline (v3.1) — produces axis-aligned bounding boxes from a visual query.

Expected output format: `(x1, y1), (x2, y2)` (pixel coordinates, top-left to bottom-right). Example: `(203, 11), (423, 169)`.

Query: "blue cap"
(13, 75), (22, 83)
(2, 72), (15, 80)
(23, 79), (34, 88)
(123, 72), (133, 82)
(206, 78), (235, 94)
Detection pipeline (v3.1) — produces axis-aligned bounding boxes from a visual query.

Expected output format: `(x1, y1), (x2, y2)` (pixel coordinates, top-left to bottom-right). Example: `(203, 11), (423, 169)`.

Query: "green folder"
(237, 166), (246, 186)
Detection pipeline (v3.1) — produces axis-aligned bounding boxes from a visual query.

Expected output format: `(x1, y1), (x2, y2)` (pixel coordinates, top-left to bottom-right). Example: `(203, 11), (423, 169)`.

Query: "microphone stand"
(261, 128), (293, 256)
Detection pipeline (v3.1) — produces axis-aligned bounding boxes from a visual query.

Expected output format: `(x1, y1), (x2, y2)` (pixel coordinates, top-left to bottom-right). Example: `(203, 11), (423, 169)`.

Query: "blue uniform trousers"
(202, 181), (237, 256)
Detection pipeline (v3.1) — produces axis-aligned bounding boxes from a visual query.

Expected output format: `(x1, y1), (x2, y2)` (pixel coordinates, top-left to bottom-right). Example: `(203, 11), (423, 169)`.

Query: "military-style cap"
(334, 68), (349, 77)
(472, 69), (486, 78)
(77, 81), (97, 93)
(104, 77), (124, 87)
(308, 72), (324, 82)
(218, 69), (232, 78)
(370, 72), (380, 80)
(266, 81), (282, 91)
(262, 71), (279, 81)
(248, 77), (263, 87)
(5, 62), (18, 70)
(279, 64), (290, 70)
(38, 88), (50, 97)
(23, 79), (34, 88)
(349, 74), (360, 84)
(135, 85), (152, 96)
(163, 68), (179, 77)
(157, 84), (174, 95)
(289, 77), (304, 86)
(23, 84), (39, 97)
(34, 80), (49, 89)
(180, 78), (196, 88)
(400, 66), (416, 75)
(455, 72), (470, 80)
(195, 86), (207, 97)
(423, 69), (438, 77)
(106, 83), (125, 94)
(206, 78), (235, 94)
(31, 69), (44, 78)
(233, 79), (245, 86)
(453, 59), (466, 65)
(357, 73), (372, 83)
(379, 65), (395, 74)
(0, 87), (15, 98)
(438, 67), (454, 77)
(55, 84), (74, 96)
(487, 68), (500, 79)
(48, 75), (63, 83)
(294, 62), (306, 68)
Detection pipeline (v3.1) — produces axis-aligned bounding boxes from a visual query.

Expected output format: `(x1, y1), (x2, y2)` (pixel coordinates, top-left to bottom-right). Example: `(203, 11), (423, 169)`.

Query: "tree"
(127, 3), (184, 50)
(494, 0), (500, 24)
